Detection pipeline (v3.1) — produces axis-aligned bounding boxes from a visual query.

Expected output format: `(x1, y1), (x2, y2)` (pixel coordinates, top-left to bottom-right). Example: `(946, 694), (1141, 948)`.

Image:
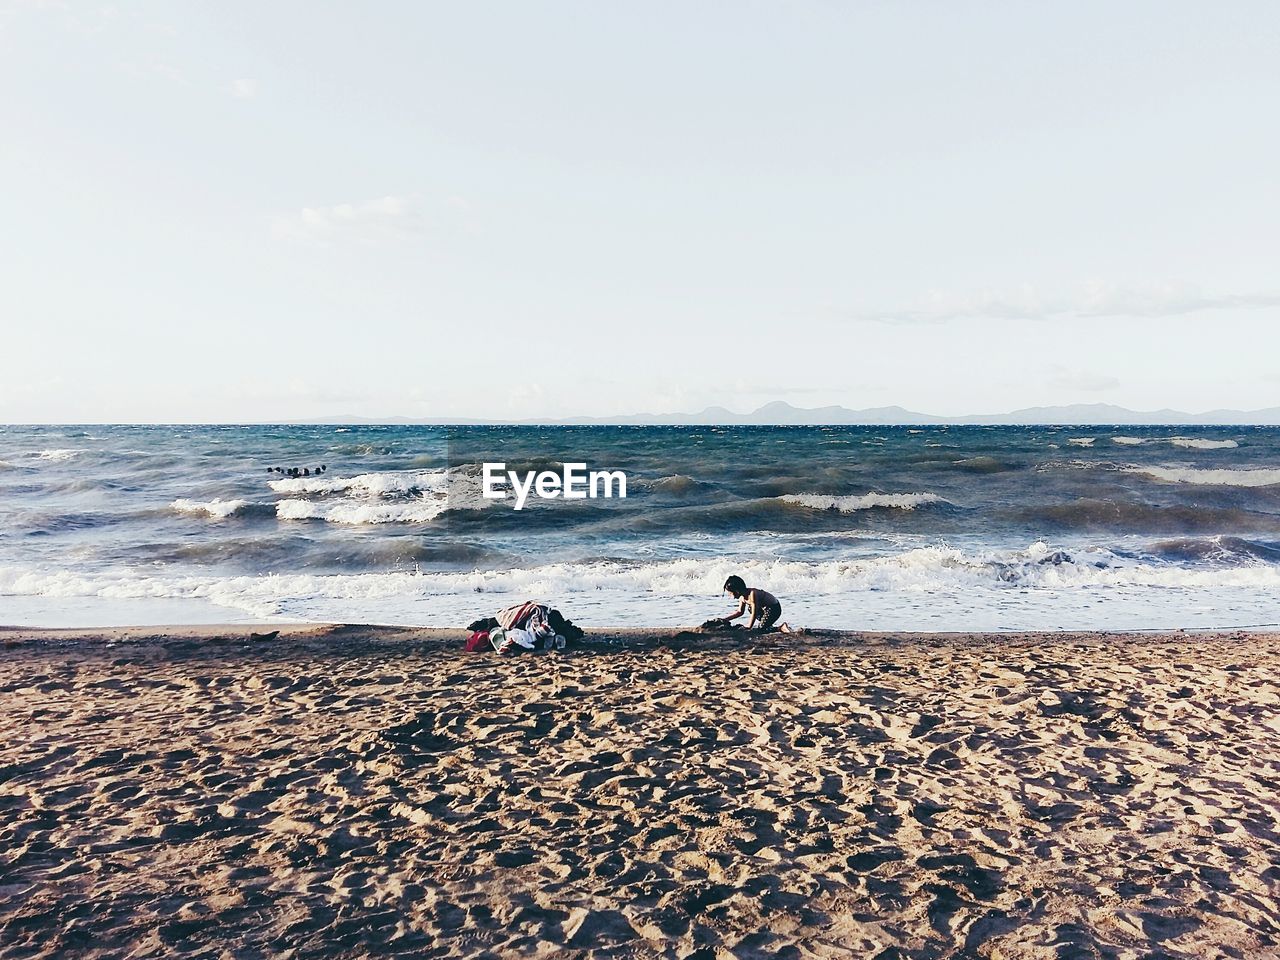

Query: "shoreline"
(2, 622), (1275, 645)
(5, 625), (1278, 958)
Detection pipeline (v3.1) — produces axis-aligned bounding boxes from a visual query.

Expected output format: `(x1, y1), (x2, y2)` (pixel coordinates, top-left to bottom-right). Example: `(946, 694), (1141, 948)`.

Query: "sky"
(1, 0), (1278, 422)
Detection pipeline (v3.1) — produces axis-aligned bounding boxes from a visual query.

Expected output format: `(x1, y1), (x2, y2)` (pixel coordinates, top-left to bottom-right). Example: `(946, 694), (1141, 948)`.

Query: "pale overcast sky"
(2, 1), (1278, 422)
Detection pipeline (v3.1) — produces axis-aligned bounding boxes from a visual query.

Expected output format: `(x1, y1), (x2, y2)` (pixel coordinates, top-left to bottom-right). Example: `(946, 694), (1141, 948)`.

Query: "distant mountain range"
(313, 401), (1280, 426)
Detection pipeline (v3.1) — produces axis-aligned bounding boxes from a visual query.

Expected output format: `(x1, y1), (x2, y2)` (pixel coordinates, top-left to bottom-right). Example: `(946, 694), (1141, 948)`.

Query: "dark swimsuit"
(756, 600), (782, 631)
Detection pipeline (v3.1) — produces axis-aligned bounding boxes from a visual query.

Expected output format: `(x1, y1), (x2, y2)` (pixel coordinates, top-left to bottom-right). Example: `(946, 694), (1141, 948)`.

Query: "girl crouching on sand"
(722, 575), (787, 632)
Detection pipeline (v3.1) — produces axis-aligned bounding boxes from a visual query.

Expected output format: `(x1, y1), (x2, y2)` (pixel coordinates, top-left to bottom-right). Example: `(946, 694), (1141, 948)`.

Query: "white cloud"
(230, 78), (257, 99)
(272, 194), (426, 245)
(858, 281), (1280, 324)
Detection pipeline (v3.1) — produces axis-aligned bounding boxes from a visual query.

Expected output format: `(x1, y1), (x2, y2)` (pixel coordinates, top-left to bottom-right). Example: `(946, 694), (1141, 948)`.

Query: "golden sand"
(2, 625), (1278, 958)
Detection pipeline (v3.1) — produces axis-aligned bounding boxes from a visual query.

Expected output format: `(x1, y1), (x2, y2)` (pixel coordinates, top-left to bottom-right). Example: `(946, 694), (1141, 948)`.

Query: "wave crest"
(1145, 536), (1280, 564)
(7, 542), (1280, 616)
(171, 498), (256, 519)
(268, 468), (450, 496)
(779, 493), (947, 512)
(1125, 466), (1280, 487)
(275, 497), (452, 524)
(1113, 436), (1238, 450)
(1170, 437), (1238, 450)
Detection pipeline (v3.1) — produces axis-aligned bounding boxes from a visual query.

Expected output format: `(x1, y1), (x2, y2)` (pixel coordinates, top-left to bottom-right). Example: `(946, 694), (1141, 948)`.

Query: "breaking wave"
(6, 542), (1280, 623)
(265, 466), (494, 524)
(779, 493), (948, 512)
(1113, 436), (1238, 450)
(1143, 536), (1280, 564)
(171, 498), (258, 519)
(1170, 437), (1238, 450)
(269, 468), (451, 497)
(275, 497), (453, 525)
(1126, 466), (1280, 487)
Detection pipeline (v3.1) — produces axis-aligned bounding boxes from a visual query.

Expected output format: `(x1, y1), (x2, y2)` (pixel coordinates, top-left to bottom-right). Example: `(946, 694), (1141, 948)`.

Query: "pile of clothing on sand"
(464, 601), (585, 654)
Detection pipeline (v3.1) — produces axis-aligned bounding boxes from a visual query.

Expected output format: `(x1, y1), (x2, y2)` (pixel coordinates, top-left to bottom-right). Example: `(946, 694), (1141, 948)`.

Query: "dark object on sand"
(250, 630), (280, 642)
(698, 617), (742, 632)
(547, 609), (584, 644)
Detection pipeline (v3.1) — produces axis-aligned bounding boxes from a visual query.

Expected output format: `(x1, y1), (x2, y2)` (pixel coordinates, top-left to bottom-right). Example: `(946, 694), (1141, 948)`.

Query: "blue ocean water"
(3, 424), (1280, 630)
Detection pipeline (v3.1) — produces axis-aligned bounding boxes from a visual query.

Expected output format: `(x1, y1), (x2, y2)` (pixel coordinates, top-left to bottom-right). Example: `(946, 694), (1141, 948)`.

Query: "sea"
(4, 424), (1280, 631)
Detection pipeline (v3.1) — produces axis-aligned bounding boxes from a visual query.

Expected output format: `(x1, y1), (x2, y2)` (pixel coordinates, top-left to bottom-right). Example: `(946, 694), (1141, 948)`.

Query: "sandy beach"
(2, 624), (1278, 959)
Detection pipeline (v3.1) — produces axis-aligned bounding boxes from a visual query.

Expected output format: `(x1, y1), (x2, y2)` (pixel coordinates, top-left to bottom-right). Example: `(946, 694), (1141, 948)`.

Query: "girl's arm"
(725, 597), (747, 621)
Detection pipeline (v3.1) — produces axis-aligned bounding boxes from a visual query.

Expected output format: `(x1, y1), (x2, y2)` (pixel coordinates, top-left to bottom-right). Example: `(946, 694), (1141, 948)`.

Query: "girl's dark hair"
(723, 575), (746, 596)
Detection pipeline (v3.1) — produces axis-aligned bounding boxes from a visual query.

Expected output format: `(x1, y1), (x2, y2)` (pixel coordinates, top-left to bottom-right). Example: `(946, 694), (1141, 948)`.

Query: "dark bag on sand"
(547, 609), (584, 644)
(467, 617), (499, 633)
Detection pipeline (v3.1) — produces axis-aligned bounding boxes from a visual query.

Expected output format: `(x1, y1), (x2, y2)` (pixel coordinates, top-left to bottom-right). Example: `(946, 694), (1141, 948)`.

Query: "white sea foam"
(1067, 438), (1095, 447)
(269, 465), (492, 524)
(1169, 437), (1238, 450)
(268, 468), (450, 496)
(780, 493), (947, 512)
(1126, 465), (1280, 487)
(7, 544), (1280, 630)
(172, 498), (253, 519)
(275, 497), (452, 524)
(36, 448), (80, 461)
(1113, 436), (1237, 450)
